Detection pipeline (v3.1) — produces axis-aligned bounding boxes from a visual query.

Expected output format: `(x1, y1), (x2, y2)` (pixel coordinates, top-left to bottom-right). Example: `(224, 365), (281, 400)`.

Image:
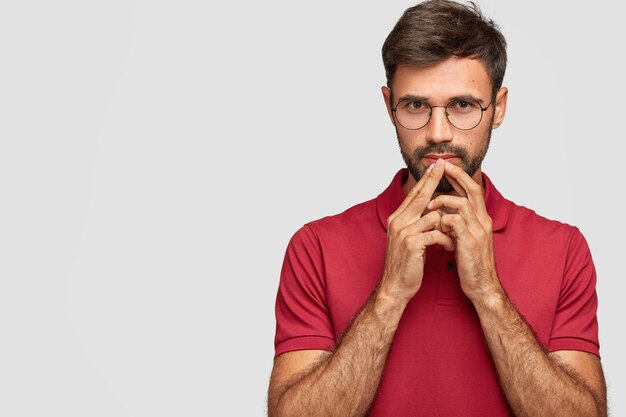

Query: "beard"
(398, 129), (492, 193)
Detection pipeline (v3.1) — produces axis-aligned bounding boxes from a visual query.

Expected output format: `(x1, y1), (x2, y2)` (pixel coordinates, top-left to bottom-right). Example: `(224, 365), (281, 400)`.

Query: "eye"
(403, 100), (428, 113)
(449, 99), (479, 113)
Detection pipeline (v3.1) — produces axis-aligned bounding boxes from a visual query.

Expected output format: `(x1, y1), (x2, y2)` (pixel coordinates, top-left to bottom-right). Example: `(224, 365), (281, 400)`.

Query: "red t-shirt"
(274, 169), (600, 416)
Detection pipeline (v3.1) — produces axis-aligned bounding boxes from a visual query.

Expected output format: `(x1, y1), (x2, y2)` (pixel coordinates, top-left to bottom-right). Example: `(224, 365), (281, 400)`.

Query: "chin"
(436, 177), (455, 193)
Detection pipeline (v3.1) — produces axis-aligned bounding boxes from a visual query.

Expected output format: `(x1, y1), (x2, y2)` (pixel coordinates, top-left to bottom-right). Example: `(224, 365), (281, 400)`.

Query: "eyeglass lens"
(395, 99), (485, 130)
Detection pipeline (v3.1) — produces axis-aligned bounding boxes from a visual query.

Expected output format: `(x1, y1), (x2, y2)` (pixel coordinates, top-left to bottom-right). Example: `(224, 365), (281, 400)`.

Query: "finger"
(394, 159), (445, 224)
(442, 161), (481, 198)
(392, 159), (443, 220)
(443, 171), (467, 198)
(427, 195), (483, 234)
(442, 161), (489, 220)
(390, 162), (436, 221)
(441, 213), (471, 240)
(400, 210), (442, 236)
(410, 229), (455, 252)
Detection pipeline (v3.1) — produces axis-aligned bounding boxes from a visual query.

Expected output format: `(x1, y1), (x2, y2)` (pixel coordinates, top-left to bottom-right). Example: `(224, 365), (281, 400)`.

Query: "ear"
(381, 86), (396, 126)
(491, 87), (508, 129)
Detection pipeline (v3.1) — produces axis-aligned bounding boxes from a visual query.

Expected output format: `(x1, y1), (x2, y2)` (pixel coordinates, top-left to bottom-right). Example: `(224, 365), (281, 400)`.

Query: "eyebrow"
(395, 94), (428, 104)
(449, 94), (486, 105)
(395, 93), (486, 105)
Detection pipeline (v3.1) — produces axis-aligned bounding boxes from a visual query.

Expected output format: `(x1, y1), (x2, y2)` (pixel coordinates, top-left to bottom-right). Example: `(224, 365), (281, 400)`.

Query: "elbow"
(268, 401), (290, 417)
(590, 385), (608, 417)
(267, 389), (289, 417)
(582, 389), (607, 417)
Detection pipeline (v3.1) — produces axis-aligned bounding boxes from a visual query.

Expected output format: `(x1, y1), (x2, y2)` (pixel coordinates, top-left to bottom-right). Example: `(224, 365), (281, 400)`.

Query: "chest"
(323, 231), (563, 346)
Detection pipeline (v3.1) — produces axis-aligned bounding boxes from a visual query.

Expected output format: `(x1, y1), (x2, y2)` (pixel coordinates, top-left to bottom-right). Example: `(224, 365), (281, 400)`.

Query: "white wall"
(0, 1), (623, 415)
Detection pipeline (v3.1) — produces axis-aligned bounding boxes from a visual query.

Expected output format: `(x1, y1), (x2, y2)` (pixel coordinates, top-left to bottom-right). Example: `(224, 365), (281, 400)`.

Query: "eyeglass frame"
(390, 96), (494, 131)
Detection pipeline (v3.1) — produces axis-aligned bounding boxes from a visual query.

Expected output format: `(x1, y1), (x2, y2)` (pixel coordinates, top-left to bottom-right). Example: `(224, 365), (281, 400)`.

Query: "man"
(268, 1), (607, 416)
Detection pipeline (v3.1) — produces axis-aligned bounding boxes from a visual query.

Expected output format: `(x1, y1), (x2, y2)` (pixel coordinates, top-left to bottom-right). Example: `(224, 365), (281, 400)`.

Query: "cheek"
(465, 128), (490, 153)
(397, 130), (426, 153)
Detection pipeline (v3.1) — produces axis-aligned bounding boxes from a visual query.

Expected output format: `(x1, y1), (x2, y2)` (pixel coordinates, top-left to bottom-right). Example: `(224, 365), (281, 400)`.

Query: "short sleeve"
(274, 225), (335, 357)
(548, 228), (600, 356)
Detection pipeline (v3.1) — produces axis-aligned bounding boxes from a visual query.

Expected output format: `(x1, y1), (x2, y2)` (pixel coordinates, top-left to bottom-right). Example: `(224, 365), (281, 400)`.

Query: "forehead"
(393, 57), (492, 100)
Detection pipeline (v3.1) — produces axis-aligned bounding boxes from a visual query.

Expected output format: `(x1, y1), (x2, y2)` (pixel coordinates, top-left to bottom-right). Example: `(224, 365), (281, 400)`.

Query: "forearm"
(475, 287), (605, 417)
(273, 289), (405, 417)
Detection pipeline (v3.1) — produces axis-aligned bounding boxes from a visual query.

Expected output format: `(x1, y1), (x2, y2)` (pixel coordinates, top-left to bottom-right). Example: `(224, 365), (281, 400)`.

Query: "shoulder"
(295, 168), (405, 242)
(506, 199), (580, 238)
(283, 169), (406, 255)
(286, 196), (381, 253)
(502, 199), (589, 260)
(306, 196), (380, 236)
(484, 173), (582, 242)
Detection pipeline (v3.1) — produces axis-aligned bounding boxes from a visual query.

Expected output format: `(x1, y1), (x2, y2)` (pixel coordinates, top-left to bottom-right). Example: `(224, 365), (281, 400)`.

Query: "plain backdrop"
(0, 0), (624, 416)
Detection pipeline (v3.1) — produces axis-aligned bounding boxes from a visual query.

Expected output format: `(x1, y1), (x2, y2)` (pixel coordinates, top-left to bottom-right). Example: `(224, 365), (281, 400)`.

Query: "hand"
(380, 159), (455, 304)
(426, 161), (502, 304)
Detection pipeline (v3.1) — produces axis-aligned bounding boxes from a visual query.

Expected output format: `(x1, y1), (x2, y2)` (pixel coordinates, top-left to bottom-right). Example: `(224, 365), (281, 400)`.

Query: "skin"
(267, 57), (607, 417)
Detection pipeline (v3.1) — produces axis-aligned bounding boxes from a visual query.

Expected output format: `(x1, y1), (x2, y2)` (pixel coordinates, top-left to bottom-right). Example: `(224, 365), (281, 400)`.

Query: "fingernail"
(426, 163), (434, 173)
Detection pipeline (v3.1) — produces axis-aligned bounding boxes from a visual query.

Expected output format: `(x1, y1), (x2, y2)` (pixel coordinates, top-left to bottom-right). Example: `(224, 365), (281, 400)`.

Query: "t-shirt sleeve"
(274, 224), (335, 357)
(548, 228), (600, 356)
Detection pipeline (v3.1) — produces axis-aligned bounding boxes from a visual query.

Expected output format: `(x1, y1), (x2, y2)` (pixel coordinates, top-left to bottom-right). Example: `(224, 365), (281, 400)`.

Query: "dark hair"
(382, 0), (507, 98)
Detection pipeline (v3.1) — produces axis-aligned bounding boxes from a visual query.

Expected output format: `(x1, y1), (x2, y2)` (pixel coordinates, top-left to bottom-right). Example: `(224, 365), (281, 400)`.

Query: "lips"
(422, 154), (461, 165)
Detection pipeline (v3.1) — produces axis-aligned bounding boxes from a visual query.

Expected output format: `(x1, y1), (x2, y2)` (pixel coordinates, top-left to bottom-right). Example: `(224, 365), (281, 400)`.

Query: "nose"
(426, 106), (453, 144)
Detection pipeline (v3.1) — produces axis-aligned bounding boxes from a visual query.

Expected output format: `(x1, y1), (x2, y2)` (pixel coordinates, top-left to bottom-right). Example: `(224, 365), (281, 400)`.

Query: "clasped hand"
(381, 158), (501, 305)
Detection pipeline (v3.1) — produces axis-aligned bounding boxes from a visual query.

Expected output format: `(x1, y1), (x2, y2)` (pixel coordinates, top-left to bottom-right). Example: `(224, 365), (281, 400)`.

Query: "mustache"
(412, 143), (470, 161)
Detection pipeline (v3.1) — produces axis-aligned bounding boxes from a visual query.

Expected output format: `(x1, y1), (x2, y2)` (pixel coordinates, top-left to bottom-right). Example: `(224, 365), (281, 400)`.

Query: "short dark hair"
(382, 0), (507, 98)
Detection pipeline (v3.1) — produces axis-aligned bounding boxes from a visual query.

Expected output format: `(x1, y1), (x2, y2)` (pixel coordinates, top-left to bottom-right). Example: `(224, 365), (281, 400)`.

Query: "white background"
(0, 1), (624, 416)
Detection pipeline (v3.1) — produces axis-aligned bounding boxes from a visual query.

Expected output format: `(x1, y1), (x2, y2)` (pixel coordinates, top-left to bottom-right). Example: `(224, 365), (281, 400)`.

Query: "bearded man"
(268, 1), (607, 416)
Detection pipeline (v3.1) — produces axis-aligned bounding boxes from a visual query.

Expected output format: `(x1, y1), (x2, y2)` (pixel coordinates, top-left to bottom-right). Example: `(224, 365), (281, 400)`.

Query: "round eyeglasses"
(391, 98), (492, 130)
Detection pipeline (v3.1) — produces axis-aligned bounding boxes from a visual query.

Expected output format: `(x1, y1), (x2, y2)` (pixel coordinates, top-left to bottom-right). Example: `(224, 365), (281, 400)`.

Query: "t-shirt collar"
(376, 168), (508, 232)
